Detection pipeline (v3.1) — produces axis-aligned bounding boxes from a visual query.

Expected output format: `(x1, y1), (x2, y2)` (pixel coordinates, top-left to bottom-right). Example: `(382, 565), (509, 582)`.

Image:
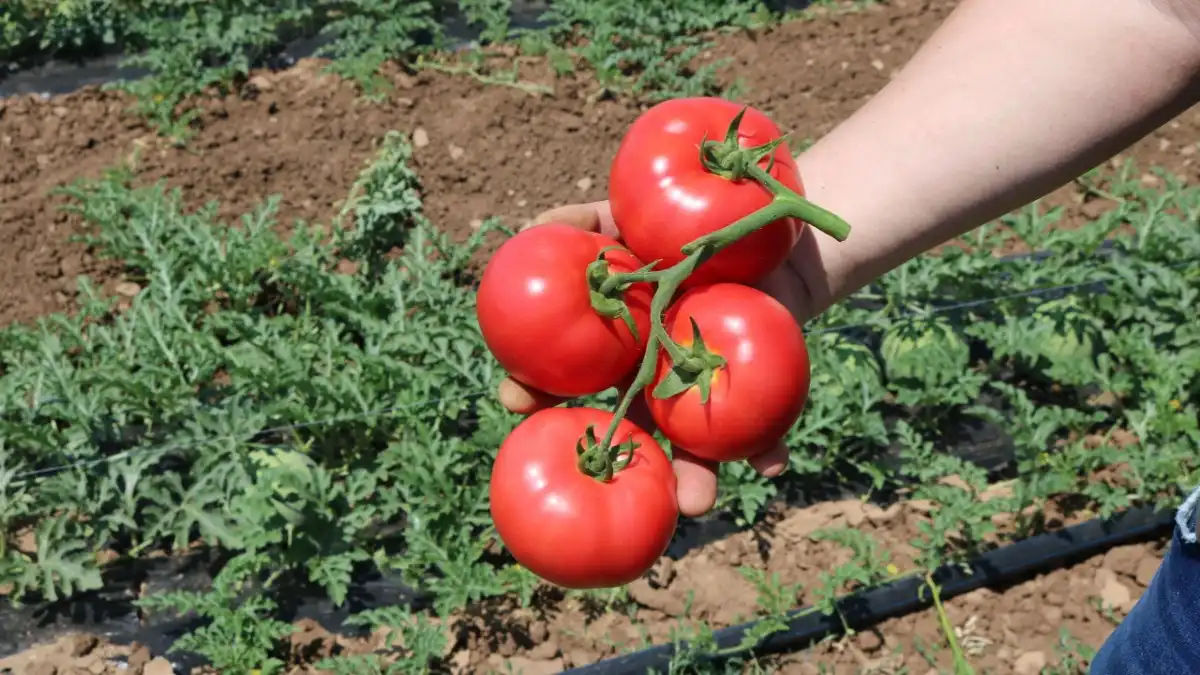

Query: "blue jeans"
(1090, 486), (1200, 673)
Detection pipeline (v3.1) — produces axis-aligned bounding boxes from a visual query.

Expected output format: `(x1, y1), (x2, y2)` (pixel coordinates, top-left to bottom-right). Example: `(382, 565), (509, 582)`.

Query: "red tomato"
(608, 97), (804, 287)
(476, 223), (653, 398)
(489, 407), (679, 588)
(646, 283), (810, 462)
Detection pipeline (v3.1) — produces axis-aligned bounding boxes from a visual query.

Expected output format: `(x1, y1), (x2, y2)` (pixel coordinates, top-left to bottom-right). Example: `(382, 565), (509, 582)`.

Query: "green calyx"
(651, 317), (726, 404)
(576, 424), (639, 482)
(690, 107), (852, 244)
(586, 246), (658, 343)
(698, 108), (790, 182)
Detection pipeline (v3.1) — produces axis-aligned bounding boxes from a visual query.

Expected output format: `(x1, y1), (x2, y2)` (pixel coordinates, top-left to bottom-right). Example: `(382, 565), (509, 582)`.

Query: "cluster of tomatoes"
(475, 97), (851, 590)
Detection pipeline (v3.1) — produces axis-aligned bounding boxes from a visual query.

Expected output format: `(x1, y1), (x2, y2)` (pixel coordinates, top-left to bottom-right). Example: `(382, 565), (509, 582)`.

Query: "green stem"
(592, 191), (841, 458)
(926, 572), (975, 675)
(597, 267), (667, 294)
(682, 165), (851, 256)
(585, 112), (854, 467)
(596, 251), (703, 452)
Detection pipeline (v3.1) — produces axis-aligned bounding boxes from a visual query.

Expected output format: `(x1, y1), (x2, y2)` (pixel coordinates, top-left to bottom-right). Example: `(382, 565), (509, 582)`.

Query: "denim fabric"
(1090, 485), (1200, 674)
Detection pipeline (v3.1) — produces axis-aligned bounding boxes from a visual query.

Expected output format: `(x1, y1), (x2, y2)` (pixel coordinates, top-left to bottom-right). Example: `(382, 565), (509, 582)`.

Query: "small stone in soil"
(528, 639), (559, 660)
(566, 648), (596, 668)
(1102, 544), (1143, 578)
(412, 128), (430, 148)
(1136, 556), (1161, 587)
(67, 634), (99, 658)
(450, 650), (472, 673)
(1041, 606), (1063, 625)
(127, 643), (152, 672)
(248, 75), (274, 92)
(1096, 567), (1134, 612)
(842, 499), (866, 526)
(854, 630), (883, 652)
(114, 281), (142, 297)
(1013, 650), (1048, 675)
(142, 658), (175, 675)
(863, 502), (901, 525)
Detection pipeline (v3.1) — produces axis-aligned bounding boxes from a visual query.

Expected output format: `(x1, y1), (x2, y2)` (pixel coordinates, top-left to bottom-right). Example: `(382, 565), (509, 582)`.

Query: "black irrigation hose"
(568, 503), (1177, 674)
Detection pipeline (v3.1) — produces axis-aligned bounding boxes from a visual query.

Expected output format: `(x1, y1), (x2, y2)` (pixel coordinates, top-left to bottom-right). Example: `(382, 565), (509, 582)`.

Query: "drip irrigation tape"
(566, 503), (1176, 674)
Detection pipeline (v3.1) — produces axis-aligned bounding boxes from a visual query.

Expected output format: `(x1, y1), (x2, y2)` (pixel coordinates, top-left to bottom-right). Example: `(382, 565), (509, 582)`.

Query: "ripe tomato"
(489, 407), (679, 588)
(646, 283), (810, 462)
(476, 223), (653, 398)
(608, 97), (804, 287)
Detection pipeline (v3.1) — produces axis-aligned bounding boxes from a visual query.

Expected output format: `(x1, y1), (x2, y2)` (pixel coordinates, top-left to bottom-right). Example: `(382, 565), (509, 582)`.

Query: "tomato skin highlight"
(476, 223), (653, 398)
(646, 283), (811, 462)
(608, 97), (804, 287)
(489, 407), (679, 589)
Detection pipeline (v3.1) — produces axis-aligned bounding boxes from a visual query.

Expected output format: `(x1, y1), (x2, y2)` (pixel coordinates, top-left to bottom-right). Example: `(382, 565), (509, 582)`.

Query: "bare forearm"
(796, 0), (1200, 311)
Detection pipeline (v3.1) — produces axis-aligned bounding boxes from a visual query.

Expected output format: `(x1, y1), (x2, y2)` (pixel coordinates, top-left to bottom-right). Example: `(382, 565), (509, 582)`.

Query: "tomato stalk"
(591, 108), (853, 466)
(595, 250), (702, 455)
(693, 108), (851, 243)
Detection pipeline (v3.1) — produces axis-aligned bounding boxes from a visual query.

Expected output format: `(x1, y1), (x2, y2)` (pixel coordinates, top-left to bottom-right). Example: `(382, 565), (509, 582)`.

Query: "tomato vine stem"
(595, 250), (704, 455)
(588, 108), (855, 471)
(683, 162), (851, 251)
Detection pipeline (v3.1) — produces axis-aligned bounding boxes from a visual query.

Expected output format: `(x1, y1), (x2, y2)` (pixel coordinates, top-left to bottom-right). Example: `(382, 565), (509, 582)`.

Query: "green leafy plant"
(315, 606), (447, 674)
(135, 553), (296, 673)
(0, 131), (518, 615)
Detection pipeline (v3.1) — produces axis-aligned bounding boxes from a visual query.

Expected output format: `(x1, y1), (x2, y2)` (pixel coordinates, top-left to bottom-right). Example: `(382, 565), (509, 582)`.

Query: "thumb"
(529, 201), (614, 236)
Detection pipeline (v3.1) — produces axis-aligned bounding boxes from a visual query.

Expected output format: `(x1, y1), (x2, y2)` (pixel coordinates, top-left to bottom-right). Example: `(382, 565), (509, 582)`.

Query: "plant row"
(1, 0), (794, 137)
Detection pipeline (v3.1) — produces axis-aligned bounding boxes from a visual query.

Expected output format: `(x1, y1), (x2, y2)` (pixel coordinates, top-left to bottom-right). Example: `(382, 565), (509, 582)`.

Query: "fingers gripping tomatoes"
(608, 97), (804, 287)
(646, 283), (811, 463)
(476, 223), (653, 398)
(489, 407), (679, 589)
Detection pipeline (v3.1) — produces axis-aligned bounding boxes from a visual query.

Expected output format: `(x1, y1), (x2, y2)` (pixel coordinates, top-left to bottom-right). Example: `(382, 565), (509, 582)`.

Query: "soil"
(1, 0), (1197, 673)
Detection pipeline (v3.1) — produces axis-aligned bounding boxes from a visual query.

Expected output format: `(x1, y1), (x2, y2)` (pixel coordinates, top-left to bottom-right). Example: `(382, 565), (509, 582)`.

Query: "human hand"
(495, 200), (824, 517)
